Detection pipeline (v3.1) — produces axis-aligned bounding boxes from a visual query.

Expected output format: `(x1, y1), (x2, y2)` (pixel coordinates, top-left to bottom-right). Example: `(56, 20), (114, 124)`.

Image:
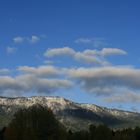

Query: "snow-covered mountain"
(0, 96), (140, 130)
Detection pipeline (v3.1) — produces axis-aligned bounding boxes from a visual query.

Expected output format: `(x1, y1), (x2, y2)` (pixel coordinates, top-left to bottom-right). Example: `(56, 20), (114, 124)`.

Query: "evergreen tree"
(4, 105), (66, 140)
(94, 124), (113, 140)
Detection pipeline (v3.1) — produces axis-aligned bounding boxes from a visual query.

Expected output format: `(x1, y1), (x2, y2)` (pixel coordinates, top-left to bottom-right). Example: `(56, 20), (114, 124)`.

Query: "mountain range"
(0, 96), (140, 131)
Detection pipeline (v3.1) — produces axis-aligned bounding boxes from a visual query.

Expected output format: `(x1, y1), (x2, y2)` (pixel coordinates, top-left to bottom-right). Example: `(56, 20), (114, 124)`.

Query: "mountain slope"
(0, 96), (140, 130)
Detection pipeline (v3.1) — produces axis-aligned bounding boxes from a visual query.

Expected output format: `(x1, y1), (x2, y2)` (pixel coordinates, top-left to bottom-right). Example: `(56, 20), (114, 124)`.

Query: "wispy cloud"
(75, 37), (109, 48)
(44, 60), (54, 65)
(13, 37), (24, 44)
(28, 35), (40, 44)
(105, 92), (140, 103)
(0, 69), (10, 75)
(13, 35), (42, 44)
(6, 47), (17, 54)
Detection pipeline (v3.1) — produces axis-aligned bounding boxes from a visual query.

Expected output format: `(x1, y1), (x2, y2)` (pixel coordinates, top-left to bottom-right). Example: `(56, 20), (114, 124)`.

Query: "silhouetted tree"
(94, 125), (113, 140)
(4, 105), (66, 140)
(3, 105), (140, 140)
(0, 127), (6, 140)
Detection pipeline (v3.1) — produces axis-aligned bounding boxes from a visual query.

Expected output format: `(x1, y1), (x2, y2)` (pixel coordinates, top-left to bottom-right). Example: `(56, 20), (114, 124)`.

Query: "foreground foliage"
(4, 105), (66, 140)
(0, 105), (140, 140)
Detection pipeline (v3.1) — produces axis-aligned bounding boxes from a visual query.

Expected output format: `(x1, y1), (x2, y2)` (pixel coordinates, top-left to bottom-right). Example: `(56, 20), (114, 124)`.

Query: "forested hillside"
(0, 105), (140, 140)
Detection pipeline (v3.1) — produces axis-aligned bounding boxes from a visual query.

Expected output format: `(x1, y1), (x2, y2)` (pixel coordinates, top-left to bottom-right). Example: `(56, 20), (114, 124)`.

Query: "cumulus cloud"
(18, 65), (63, 77)
(2, 35), (138, 106)
(0, 65), (73, 96)
(45, 47), (104, 65)
(67, 66), (140, 96)
(44, 47), (126, 65)
(74, 52), (103, 65)
(44, 47), (75, 57)
(0, 74), (72, 96)
(0, 76), (22, 94)
(101, 48), (127, 56)
(16, 74), (72, 94)
(83, 49), (98, 56)
(18, 65), (140, 101)
(1, 63), (140, 103)
(6, 47), (17, 54)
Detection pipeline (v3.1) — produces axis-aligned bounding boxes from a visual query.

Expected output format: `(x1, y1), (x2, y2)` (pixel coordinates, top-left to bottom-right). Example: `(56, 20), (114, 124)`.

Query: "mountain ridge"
(0, 95), (137, 113)
(0, 96), (140, 130)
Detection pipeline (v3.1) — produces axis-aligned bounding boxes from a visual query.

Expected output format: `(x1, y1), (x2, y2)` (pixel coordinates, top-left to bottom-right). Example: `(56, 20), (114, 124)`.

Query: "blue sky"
(0, 0), (140, 112)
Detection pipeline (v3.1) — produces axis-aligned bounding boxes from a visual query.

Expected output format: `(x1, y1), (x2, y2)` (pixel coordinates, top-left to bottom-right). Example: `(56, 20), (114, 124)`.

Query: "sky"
(0, 0), (140, 112)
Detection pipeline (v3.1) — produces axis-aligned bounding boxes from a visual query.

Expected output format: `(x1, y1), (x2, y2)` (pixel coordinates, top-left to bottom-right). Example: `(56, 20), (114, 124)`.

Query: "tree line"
(0, 105), (140, 140)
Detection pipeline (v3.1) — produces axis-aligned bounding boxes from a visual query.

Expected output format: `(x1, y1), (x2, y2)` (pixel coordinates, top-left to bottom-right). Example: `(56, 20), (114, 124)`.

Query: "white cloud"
(6, 47), (17, 54)
(75, 37), (108, 48)
(1, 63), (140, 104)
(18, 65), (62, 77)
(101, 48), (127, 56)
(45, 47), (103, 65)
(16, 65), (140, 101)
(0, 69), (10, 75)
(105, 91), (140, 103)
(44, 47), (76, 57)
(44, 60), (54, 65)
(13, 36), (24, 44)
(68, 66), (140, 96)
(74, 52), (103, 65)
(29, 35), (40, 44)
(0, 74), (72, 96)
(75, 38), (93, 44)
(83, 49), (98, 56)
(13, 35), (41, 44)
(44, 47), (126, 65)
(0, 65), (74, 96)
